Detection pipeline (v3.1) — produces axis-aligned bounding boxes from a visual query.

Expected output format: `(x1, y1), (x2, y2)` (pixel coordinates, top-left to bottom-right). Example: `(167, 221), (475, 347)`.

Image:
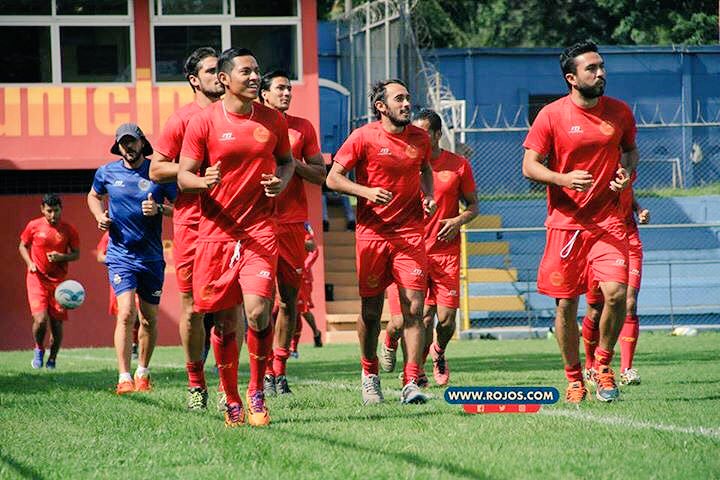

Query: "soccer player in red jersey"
(582, 176), (649, 386)
(178, 48), (294, 427)
(149, 47), (225, 411)
(326, 79), (437, 405)
(382, 109), (478, 387)
(290, 222), (323, 357)
(19, 194), (80, 370)
(259, 70), (326, 395)
(522, 41), (639, 403)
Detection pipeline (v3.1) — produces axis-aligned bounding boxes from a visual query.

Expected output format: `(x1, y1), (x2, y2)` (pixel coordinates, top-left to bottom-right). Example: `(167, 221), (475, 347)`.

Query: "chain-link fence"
(452, 108), (720, 332)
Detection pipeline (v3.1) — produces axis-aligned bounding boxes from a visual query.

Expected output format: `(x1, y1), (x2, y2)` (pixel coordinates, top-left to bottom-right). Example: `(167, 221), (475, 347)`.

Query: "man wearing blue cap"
(87, 123), (176, 395)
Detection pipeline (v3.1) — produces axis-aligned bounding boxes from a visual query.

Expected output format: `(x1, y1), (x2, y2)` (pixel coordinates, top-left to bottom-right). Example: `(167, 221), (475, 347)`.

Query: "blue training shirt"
(92, 158), (177, 263)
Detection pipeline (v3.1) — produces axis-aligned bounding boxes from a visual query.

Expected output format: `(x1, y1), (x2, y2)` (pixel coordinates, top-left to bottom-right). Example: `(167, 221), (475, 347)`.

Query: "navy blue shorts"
(107, 259), (165, 305)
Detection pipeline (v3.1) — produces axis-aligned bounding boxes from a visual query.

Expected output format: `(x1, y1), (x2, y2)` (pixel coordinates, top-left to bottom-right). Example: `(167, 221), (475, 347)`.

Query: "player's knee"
(626, 297), (637, 316)
(603, 286), (627, 309)
(33, 314), (49, 327)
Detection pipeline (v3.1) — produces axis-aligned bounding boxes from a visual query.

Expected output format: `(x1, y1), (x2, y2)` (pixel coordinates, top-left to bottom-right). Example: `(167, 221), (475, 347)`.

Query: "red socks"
(581, 316), (599, 370)
(403, 361), (422, 384)
(594, 347), (614, 370)
(247, 325), (273, 393)
(211, 328), (240, 404)
(265, 349), (275, 376)
(273, 347), (290, 376)
(385, 331), (399, 350)
(564, 363), (583, 383)
(361, 356), (379, 376)
(620, 314), (639, 370)
(186, 361), (206, 389)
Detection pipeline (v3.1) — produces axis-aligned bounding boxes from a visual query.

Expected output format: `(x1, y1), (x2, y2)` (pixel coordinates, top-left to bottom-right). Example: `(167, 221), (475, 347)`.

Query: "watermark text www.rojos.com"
(445, 386), (560, 414)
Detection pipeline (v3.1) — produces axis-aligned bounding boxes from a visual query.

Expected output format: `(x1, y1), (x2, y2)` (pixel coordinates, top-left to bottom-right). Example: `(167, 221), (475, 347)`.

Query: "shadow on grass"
(0, 450), (46, 480)
(272, 425), (491, 480)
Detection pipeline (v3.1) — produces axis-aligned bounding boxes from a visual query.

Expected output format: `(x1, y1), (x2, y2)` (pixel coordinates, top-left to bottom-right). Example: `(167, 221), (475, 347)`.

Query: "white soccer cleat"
(361, 371), (384, 405)
(620, 367), (641, 385)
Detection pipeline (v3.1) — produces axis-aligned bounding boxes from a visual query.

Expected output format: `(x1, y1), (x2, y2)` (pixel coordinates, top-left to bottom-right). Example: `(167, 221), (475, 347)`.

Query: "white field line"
(543, 408), (720, 440)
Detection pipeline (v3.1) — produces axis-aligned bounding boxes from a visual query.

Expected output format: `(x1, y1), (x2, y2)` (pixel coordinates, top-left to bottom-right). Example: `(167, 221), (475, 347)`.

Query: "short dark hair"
(41, 193), (61, 207)
(560, 40), (599, 89)
(183, 47), (218, 91)
(369, 79), (408, 120)
(218, 47), (256, 75)
(260, 69), (291, 96)
(414, 109), (442, 132)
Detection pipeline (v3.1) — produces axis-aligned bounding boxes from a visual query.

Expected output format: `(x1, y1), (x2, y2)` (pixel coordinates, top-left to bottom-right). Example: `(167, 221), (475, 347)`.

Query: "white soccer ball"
(55, 280), (85, 310)
(672, 326), (698, 337)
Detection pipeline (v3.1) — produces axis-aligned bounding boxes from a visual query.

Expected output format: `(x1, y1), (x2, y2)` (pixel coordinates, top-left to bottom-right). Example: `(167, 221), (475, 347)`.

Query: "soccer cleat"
(400, 379), (429, 404)
(430, 344), (450, 386)
(187, 387), (209, 411)
(263, 374), (277, 397)
(131, 343), (138, 361)
(134, 374), (152, 392)
(116, 380), (135, 395)
(620, 367), (641, 386)
(245, 390), (270, 427)
(313, 333), (323, 348)
(276, 375), (292, 395)
(289, 351), (299, 359)
(564, 381), (587, 404)
(379, 342), (397, 373)
(594, 366), (620, 402)
(45, 358), (56, 370)
(31, 348), (44, 369)
(583, 367), (596, 388)
(361, 372), (384, 405)
(216, 385), (227, 412)
(417, 372), (429, 389)
(224, 402), (245, 427)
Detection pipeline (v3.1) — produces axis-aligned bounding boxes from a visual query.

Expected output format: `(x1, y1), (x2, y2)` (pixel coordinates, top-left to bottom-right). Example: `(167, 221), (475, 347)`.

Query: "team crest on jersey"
(549, 271), (564, 287)
(138, 179), (151, 192)
(200, 284), (215, 301)
(54, 231), (65, 242)
(178, 266), (192, 281)
(405, 144), (419, 159)
(254, 126), (271, 143)
(599, 121), (615, 136)
(113, 274), (122, 285)
(366, 274), (380, 289)
(437, 170), (453, 182)
(288, 130), (300, 146)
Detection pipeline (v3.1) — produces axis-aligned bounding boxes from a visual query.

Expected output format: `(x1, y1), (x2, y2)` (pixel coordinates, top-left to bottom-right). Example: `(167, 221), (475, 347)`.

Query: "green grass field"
(1, 332), (719, 479)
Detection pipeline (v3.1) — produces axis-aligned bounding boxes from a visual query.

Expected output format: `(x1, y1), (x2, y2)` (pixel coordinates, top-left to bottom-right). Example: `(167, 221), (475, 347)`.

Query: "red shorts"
(586, 223), (642, 303)
(386, 253), (460, 314)
(277, 223), (307, 289)
(192, 236), (278, 313)
(297, 279), (314, 314)
(537, 225), (628, 299)
(26, 272), (67, 321)
(173, 223), (199, 293)
(356, 234), (427, 298)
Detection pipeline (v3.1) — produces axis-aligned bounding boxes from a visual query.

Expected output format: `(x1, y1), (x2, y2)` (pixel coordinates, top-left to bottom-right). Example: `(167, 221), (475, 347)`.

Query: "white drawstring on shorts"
(559, 230), (581, 259)
(229, 240), (242, 268)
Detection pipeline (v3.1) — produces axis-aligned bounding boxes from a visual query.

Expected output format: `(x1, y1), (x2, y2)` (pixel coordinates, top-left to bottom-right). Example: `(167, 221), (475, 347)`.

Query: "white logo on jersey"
(113, 274), (122, 284)
(569, 125), (583, 134)
(152, 290), (162, 297)
(412, 268), (424, 277)
(138, 179), (151, 192)
(615, 258), (626, 266)
(220, 132), (235, 141)
(113, 180), (125, 187)
(257, 270), (271, 279)
(449, 289), (458, 297)
(378, 147), (391, 156)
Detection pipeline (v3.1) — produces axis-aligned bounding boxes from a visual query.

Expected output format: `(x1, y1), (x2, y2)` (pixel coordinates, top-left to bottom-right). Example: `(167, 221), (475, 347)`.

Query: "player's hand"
(141, 193), (159, 216)
(638, 208), (650, 224)
(563, 170), (594, 191)
(261, 173), (283, 197)
(27, 262), (37, 273)
(367, 187), (393, 205)
(437, 217), (462, 242)
(610, 167), (630, 192)
(205, 161), (221, 189)
(46, 251), (63, 263)
(96, 210), (112, 231)
(423, 197), (437, 216)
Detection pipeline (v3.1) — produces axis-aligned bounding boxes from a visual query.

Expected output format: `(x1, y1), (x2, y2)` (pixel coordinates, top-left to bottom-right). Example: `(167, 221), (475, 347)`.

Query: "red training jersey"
(96, 231), (109, 256)
(153, 101), (204, 226)
(20, 218), (79, 282)
(424, 150), (476, 255)
(334, 121), (431, 240)
(181, 101), (291, 241)
(274, 114), (321, 225)
(523, 95), (637, 229)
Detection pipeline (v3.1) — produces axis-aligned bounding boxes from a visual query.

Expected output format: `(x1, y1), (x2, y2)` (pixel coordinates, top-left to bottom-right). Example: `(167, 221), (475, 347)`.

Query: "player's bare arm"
(632, 197), (650, 224)
(149, 153), (180, 184)
(611, 146), (639, 192)
(87, 189), (112, 231)
(420, 163), (437, 215)
(46, 247), (79, 263)
(326, 162), (393, 205)
(261, 151), (295, 197)
(293, 152), (326, 185)
(18, 242), (37, 272)
(178, 157), (221, 192)
(437, 190), (479, 242)
(522, 148), (594, 191)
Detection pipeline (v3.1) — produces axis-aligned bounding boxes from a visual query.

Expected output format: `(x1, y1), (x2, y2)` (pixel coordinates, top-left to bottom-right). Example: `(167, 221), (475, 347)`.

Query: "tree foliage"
(319, 0), (719, 48)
